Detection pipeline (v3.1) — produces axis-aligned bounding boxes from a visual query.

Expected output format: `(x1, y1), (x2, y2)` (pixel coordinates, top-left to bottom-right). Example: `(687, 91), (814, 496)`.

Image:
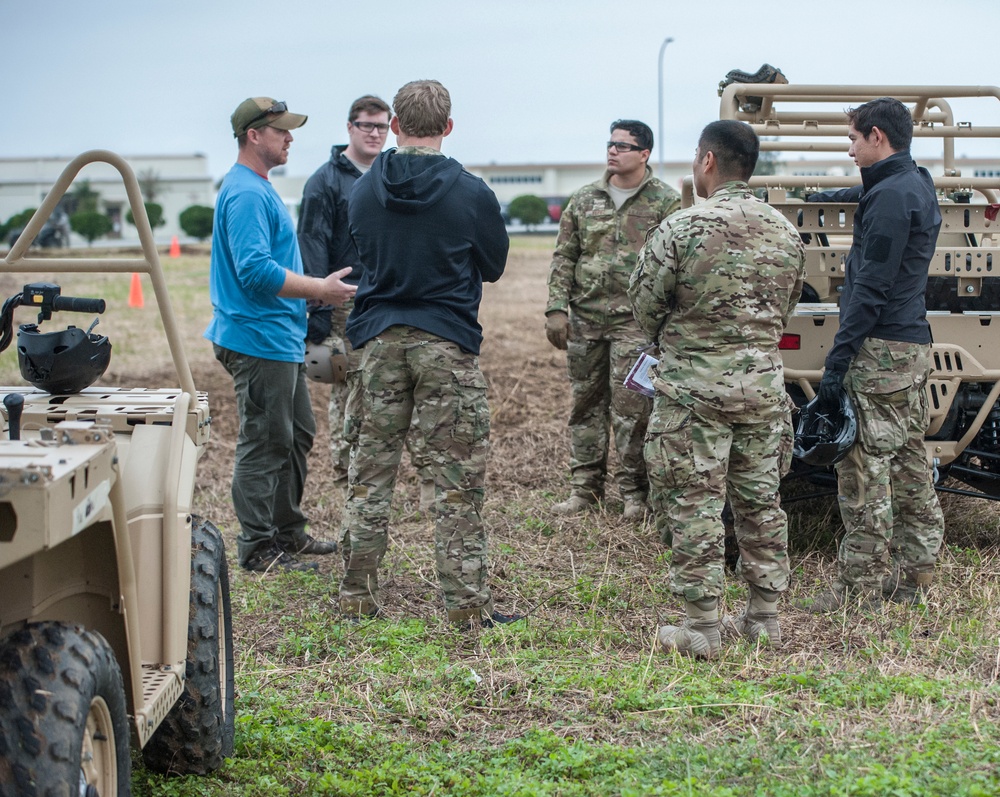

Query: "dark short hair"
(610, 119), (653, 152)
(697, 120), (760, 181)
(348, 95), (391, 123)
(846, 97), (913, 151)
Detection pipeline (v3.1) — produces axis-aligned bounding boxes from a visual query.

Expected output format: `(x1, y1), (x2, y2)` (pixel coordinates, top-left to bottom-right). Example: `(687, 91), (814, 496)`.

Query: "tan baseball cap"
(231, 97), (308, 138)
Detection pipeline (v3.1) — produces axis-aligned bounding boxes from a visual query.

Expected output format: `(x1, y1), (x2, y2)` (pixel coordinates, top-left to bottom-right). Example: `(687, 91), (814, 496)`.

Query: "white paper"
(624, 352), (659, 397)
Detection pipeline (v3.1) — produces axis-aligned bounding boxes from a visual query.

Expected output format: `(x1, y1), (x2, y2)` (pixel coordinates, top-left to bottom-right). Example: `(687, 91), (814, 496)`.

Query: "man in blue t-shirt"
(205, 96), (356, 573)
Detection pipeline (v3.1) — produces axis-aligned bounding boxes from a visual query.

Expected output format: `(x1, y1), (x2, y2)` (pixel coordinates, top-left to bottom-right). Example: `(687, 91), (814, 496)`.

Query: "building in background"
(0, 154), (214, 247)
(3, 154), (998, 246)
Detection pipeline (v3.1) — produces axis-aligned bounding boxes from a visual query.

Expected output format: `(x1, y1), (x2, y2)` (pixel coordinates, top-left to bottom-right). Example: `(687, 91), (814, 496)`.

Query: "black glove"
(306, 307), (333, 344)
(816, 364), (847, 412)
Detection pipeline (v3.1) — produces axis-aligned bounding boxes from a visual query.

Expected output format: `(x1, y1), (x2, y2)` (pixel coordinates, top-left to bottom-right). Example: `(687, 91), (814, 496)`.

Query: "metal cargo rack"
(692, 79), (1000, 499)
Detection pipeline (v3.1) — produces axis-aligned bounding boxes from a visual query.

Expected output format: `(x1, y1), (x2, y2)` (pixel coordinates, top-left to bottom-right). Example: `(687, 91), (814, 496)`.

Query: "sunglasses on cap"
(243, 101), (288, 131)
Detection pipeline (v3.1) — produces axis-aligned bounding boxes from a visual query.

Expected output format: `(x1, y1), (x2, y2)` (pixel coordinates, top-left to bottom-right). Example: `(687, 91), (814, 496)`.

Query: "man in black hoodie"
(342, 79), (516, 627)
(298, 95), (430, 507)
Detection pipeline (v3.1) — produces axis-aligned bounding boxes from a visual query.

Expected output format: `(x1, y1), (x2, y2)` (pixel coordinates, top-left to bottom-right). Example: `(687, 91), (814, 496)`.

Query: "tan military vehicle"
(707, 67), (1000, 501)
(0, 151), (232, 795)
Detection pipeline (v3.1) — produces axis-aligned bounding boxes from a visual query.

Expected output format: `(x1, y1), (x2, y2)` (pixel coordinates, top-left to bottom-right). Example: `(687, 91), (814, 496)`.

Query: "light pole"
(657, 36), (674, 180)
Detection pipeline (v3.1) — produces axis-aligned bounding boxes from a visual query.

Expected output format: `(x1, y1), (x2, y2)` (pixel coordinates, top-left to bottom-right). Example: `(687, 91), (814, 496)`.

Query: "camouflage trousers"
(644, 394), (792, 601)
(328, 302), (427, 486)
(340, 326), (494, 614)
(565, 320), (652, 501)
(835, 339), (944, 588)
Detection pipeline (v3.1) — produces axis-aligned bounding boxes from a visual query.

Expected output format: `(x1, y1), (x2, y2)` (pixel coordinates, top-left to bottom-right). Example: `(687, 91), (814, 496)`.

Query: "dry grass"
(8, 239), (1000, 794)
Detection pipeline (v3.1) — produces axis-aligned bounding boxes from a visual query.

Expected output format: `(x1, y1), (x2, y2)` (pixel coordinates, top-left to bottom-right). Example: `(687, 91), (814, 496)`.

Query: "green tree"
(67, 179), (100, 215)
(178, 205), (214, 241)
(70, 211), (113, 245)
(2, 208), (37, 243)
(126, 202), (165, 230)
(508, 194), (549, 228)
(137, 168), (163, 203)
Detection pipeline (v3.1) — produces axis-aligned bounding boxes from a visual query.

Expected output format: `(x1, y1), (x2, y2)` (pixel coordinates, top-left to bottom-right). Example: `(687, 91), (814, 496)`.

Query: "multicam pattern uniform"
(629, 181), (805, 600)
(547, 167), (680, 502)
(339, 327), (493, 616)
(327, 302), (426, 487)
(836, 339), (943, 587)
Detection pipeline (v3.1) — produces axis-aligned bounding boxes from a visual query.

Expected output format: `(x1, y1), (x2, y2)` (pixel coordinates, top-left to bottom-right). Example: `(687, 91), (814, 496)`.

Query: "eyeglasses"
(243, 101), (288, 130)
(353, 121), (390, 134)
(607, 140), (645, 153)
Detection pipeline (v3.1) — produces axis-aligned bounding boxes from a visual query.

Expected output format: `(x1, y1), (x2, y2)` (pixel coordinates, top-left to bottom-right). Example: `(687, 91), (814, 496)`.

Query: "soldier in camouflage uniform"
(798, 98), (945, 613)
(545, 120), (680, 520)
(629, 120), (805, 659)
(341, 80), (519, 628)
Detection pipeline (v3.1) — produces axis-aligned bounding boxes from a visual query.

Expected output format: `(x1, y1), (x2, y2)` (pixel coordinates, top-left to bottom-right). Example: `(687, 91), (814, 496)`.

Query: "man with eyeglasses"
(206, 97), (356, 574)
(545, 120), (680, 521)
(298, 96), (429, 513)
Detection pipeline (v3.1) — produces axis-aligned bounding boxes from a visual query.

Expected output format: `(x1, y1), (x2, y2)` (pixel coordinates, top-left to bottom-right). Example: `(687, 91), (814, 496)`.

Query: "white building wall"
(4, 153), (998, 248)
(0, 154), (214, 247)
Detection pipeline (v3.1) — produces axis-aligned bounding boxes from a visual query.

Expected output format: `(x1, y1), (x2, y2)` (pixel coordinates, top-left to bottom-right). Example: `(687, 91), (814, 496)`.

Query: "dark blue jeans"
(214, 345), (315, 565)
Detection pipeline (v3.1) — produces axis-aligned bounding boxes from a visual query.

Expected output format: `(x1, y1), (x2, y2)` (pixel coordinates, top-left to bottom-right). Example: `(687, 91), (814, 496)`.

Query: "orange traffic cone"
(128, 273), (144, 309)
(169, 235), (181, 258)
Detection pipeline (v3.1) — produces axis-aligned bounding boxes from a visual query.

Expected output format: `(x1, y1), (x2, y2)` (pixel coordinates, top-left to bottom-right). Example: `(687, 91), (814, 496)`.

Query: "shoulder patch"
(864, 234), (893, 263)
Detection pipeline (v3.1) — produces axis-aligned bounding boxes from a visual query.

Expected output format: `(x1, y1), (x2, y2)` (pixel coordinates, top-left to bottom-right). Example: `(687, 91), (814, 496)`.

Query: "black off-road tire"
(142, 515), (235, 775)
(0, 622), (130, 797)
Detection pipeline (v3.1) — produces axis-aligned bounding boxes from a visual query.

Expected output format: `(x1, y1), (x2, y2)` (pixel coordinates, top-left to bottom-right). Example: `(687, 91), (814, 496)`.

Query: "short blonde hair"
(392, 80), (451, 138)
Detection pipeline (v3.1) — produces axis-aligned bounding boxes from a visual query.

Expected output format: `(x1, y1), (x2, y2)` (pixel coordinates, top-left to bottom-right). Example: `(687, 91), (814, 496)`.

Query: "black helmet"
(793, 391), (858, 466)
(17, 322), (112, 394)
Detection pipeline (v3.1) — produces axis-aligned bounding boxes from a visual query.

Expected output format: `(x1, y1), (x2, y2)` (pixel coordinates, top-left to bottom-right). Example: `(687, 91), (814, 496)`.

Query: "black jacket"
(297, 146), (366, 342)
(298, 145), (364, 285)
(812, 151), (941, 370)
(346, 148), (509, 354)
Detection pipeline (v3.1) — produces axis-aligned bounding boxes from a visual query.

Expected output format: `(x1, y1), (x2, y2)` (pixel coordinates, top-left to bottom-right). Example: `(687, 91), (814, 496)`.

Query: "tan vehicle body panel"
(0, 151), (209, 746)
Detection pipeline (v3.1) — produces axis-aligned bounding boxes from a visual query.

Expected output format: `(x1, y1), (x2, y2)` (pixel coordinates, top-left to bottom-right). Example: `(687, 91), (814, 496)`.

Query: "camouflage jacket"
(629, 181), (805, 417)
(546, 167), (680, 335)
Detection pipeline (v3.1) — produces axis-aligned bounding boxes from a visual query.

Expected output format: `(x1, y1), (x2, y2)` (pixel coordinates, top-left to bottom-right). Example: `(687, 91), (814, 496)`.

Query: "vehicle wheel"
(142, 515), (235, 775)
(0, 622), (130, 796)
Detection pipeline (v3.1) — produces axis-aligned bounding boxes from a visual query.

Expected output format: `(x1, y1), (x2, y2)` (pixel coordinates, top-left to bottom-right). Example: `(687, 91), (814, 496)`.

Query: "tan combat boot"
(419, 480), (436, 512)
(795, 579), (881, 614)
(658, 598), (722, 660)
(622, 495), (649, 521)
(883, 565), (932, 605)
(552, 494), (598, 516)
(722, 585), (781, 646)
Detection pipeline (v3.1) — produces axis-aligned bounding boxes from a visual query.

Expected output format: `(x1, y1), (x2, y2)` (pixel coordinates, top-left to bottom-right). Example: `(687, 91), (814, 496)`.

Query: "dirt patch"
(180, 244), (579, 579)
(98, 241), (998, 652)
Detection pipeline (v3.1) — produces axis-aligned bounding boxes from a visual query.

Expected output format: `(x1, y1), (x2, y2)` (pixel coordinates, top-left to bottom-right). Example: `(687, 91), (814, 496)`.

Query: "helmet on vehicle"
(17, 323), (112, 394)
(793, 391), (858, 466)
(304, 339), (347, 385)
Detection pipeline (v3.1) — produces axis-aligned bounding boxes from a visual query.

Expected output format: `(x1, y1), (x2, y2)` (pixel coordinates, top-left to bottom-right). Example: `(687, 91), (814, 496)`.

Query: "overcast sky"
(4, 0), (999, 181)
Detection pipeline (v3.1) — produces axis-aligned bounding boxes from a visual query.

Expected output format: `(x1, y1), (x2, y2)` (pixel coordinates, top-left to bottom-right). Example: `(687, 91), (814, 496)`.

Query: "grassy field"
(5, 238), (1000, 796)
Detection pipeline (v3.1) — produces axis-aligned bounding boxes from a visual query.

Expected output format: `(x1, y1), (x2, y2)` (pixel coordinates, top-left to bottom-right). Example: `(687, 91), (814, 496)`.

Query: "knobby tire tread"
(0, 622), (130, 797)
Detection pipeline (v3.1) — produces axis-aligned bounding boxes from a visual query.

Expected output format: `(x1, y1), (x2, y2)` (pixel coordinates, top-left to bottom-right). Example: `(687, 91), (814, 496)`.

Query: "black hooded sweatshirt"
(346, 147), (509, 354)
